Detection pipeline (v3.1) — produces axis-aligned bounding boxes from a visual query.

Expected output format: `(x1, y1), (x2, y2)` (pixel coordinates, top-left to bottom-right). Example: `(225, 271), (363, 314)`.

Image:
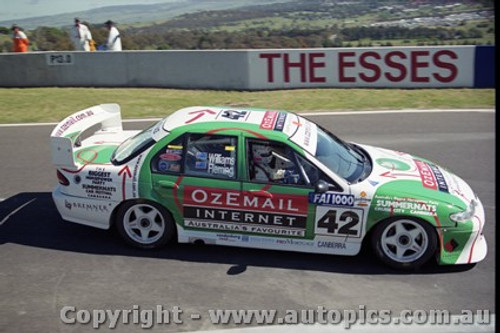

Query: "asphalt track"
(0, 110), (495, 333)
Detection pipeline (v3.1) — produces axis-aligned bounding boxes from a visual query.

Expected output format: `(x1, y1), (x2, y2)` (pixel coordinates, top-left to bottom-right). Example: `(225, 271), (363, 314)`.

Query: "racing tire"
(372, 217), (438, 270)
(115, 200), (176, 249)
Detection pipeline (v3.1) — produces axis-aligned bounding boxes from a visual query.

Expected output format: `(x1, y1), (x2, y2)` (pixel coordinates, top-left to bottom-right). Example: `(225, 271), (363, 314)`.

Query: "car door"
(241, 138), (317, 240)
(150, 133), (242, 238)
(242, 137), (366, 255)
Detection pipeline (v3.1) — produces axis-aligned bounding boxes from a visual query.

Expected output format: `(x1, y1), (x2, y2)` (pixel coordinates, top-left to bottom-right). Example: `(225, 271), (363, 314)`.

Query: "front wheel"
(372, 217), (438, 270)
(115, 200), (175, 249)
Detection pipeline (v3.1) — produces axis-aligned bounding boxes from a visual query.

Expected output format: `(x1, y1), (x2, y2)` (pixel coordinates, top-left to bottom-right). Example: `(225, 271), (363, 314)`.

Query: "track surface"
(0, 111), (495, 332)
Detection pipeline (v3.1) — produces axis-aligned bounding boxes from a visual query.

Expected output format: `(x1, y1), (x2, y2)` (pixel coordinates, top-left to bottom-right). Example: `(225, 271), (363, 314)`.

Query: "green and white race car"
(50, 104), (487, 269)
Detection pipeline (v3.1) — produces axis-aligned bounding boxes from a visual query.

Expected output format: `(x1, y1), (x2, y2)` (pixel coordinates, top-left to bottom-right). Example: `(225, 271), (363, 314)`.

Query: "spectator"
(104, 20), (122, 51)
(71, 18), (92, 51)
(11, 25), (29, 52)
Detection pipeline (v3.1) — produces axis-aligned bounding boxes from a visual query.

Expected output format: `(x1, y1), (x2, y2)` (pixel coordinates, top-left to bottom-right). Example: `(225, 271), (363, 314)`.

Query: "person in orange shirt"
(11, 25), (29, 52)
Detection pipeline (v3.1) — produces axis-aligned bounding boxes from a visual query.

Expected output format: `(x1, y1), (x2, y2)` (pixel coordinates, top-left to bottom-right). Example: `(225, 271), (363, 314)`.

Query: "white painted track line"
(0, 198), (37, 226)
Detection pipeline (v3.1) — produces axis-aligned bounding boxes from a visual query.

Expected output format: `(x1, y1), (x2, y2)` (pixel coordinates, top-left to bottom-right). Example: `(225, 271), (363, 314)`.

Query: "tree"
(466, 28), (483, 38)
(31, 27), (72, 51)
(2, 40), (12, 53)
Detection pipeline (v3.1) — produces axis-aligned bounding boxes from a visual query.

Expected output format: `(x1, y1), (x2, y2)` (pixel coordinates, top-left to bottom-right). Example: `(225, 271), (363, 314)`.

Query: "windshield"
(315, 126), (366, 183)
(112, 124), (156, 164)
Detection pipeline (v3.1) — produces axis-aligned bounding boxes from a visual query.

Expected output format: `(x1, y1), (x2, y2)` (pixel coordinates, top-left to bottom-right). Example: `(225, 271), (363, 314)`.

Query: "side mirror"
(315, 179), (329, 193)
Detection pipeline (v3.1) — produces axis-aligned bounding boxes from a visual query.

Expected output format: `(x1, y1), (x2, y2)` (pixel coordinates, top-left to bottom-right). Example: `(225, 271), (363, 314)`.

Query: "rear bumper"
(52, 186), (118, 230)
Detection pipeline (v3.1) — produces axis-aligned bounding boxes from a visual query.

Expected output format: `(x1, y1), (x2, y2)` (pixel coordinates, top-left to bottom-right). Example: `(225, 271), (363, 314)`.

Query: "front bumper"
(439, 199), (487, 265)
(52, 186), (118, 230)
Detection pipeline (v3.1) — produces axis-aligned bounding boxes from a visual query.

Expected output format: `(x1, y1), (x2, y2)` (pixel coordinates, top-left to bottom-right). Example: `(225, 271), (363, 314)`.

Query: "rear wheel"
(372, 217), (438, 270)
(116, 200), (175, 249)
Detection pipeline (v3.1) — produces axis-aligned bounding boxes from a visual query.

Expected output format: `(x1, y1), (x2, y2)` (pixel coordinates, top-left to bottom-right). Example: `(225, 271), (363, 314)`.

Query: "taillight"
(57, 170), (70, 186)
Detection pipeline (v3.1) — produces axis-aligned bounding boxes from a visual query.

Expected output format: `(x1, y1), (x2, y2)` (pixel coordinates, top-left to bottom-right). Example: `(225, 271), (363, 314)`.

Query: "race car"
(50, 104), (487, 269)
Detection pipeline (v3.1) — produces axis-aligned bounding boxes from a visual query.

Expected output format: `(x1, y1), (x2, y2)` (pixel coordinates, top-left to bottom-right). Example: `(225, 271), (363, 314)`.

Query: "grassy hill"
(1, 0), (494, 51)
(120, 1), (493, 50)
(0, 0), (293, 30)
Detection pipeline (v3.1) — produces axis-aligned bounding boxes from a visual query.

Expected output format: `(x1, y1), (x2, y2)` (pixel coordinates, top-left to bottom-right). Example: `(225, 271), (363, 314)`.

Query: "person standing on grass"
(105, 20), (122, 51)
(11, 25), (29, 53)
(71, 18), (92, 51)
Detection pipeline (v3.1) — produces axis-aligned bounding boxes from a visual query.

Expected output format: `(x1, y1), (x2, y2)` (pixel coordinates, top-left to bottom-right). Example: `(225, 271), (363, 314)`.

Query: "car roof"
(160, 106), (319, 155)
(163, 106), (290, 131)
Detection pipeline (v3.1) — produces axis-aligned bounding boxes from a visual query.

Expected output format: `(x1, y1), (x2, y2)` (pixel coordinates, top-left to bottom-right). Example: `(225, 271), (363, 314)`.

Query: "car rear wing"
(50, 103), (123, 170)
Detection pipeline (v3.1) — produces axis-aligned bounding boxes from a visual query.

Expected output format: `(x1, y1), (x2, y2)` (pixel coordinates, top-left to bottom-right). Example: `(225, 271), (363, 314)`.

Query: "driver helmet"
(252, 144), (273, 165)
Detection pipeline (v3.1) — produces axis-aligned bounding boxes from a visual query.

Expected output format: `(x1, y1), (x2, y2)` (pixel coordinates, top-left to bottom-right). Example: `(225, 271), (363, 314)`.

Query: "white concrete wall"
(0, 47), (477, 90)
(0, 50), (250, 89)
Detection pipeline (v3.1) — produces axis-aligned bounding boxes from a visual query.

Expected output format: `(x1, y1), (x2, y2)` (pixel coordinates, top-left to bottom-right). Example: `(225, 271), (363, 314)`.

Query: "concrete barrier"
(0, 50), (250, 90)
(0, 46), (494, 89)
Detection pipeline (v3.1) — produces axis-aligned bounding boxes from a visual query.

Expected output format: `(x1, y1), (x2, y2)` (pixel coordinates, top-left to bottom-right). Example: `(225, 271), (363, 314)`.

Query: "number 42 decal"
(315, 207), (364, 238)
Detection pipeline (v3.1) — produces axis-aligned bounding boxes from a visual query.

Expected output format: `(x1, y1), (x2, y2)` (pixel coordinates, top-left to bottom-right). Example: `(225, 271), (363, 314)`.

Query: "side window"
(295, 154), (320, 185)
(185, 134), (237, 180)
(151, 135), (185, 174)
(295, 154), (341, 191)
(247, 139), (305, 186)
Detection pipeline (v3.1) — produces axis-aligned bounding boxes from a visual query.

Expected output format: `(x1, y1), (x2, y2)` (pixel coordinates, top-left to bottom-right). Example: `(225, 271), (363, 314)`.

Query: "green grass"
(0, 88), (494, 124)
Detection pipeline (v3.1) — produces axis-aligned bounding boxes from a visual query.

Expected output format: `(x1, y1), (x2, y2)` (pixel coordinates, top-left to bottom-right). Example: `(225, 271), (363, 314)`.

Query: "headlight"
(450, 199), (477, 223)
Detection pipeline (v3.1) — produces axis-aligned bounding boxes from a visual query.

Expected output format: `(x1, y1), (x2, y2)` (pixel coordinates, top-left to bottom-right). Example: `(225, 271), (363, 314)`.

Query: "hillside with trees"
(0, 0), (494, 52)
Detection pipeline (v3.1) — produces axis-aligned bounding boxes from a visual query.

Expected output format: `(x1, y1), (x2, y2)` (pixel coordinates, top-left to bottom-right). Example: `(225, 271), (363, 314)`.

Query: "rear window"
(111, 124), (156, 165)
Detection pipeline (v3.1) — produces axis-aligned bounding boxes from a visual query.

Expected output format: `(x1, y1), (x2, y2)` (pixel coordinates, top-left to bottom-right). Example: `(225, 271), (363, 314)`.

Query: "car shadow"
(0, 192), (475, 276)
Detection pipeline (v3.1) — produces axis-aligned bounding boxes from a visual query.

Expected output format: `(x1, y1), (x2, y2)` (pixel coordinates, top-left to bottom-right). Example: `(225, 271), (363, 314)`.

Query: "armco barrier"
(0, 46), (494, 89)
